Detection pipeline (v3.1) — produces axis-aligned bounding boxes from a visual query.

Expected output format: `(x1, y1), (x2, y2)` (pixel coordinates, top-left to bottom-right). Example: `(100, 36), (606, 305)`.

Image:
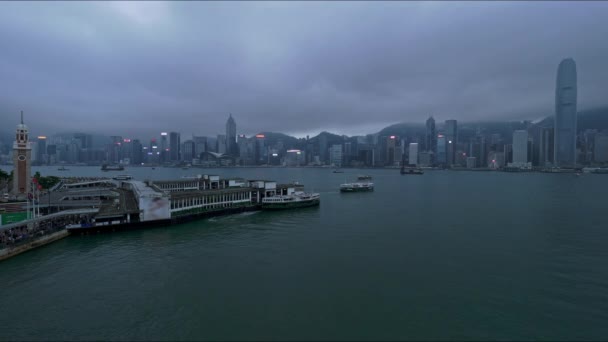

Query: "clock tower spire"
(11, 111), (32, 199)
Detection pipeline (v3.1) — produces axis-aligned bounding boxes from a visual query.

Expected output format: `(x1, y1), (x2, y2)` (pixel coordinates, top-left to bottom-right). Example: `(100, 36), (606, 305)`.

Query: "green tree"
(37, 176), (60, 190)
(30, 172), (60, 190)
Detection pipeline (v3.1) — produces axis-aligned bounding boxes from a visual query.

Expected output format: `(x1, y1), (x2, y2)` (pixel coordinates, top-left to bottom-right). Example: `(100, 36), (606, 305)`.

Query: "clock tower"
(11, 111), (32, 199)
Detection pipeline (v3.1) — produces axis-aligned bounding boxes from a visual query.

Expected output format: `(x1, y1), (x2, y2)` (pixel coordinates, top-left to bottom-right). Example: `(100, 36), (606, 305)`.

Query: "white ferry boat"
(340, 182), (374, 192)
(261, 191), (320, 210)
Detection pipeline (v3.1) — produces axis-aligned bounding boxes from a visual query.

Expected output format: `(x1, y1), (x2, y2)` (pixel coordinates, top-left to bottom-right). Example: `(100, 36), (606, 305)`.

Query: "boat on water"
(101, 164), (125, 171)
(400, 158), (424, 175)
(400, 168), (424, 175)
(357, 175), (372, 180)
(261, 191), (320, 210)
(113, 174), (132, 181)
(57, 166), (69, 171)
(333, 169), (344, 173)
(340, 182), (374, 192)
(582, 167), (608, 174)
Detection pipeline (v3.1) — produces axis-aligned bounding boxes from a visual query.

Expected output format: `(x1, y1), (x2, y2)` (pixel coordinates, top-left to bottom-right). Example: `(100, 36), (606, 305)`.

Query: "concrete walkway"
(0, 230), (69, 262)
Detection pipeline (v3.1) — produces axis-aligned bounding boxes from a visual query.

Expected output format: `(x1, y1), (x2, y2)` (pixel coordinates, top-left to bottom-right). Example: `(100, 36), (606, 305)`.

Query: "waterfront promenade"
(0, 208), (97, 261)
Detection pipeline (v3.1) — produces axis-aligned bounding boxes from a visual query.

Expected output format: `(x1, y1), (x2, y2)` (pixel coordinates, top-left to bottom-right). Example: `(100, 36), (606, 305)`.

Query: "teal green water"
(1, 167), (607, 340)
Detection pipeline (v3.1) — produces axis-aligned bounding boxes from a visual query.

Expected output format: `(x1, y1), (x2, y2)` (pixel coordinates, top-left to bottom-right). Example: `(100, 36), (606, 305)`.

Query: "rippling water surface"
(1, 166), (607, 340)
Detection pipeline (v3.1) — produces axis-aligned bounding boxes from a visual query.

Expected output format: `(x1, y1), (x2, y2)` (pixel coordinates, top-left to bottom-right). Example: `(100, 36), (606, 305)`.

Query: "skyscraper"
(254, 134), (266, 165)
(169, 132), (180, 162)
(226, 114), (237, 156)
(160, 132), (168, 163)
(436, 134), (447, 165)
(217, 134), (227, 154)
(193, 136), (208, 159)
(408, 143), (419, 166)
(330, 144), (343, 167)
(37, 136), (47, 165)
(319, 134), (328, 165)
(512, 130), (528, 165)
(554, 58), (577, 167)
(445, 119), (458, 166)
(594, 132), (608, 163)
(182, 140), (195, 162)
(131, 139), (143, 165)
(386, 135), (397, 166)
(425, 116), (436, 154)
(107, 136), (123, 163)
(539, 127), (554, 167)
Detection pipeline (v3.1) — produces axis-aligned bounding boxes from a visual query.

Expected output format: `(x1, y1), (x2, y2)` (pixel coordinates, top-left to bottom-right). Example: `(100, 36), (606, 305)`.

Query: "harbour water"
(1, 166), (608, 340)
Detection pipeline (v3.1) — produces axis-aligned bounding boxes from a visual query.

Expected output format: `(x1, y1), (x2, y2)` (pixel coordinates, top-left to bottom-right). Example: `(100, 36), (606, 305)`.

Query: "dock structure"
(1, 174), (309, 258)
(128, 177), (303, 218)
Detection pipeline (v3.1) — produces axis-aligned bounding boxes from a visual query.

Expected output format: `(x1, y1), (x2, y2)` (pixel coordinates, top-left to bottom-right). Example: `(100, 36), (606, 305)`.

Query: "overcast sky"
(1, 1), (607, 139)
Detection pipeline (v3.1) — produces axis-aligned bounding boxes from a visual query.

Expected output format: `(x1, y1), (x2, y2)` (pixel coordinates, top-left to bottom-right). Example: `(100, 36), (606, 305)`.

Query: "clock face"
(18, 154), (26, 161)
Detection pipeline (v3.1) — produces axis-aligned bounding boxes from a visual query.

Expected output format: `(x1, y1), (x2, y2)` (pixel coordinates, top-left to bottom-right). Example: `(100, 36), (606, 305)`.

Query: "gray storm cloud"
(0, 1), (607, 139)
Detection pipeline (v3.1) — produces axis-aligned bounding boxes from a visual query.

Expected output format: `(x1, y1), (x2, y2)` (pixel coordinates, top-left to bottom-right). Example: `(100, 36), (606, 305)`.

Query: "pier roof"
(277, 183), (305, 189)
(125, 180), (167, 198)
(170, 187), (254, 199)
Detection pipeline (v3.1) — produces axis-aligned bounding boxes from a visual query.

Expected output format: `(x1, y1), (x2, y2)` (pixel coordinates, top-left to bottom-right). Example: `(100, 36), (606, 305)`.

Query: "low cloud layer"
(1, 1), (607, 138)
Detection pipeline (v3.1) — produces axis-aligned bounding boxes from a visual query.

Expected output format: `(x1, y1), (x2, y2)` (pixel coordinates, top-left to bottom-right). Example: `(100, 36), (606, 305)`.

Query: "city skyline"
(1, 2), (608, 138)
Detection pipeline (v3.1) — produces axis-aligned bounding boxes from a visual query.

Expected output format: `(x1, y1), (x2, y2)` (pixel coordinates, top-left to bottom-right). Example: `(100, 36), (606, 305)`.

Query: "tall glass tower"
(226, 114), (237, 156)
(554, 58), (577, 167)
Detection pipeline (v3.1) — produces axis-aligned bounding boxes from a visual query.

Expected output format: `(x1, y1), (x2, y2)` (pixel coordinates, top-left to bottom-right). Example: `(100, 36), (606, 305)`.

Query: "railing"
(171, 201), (257, 217)
(0, 219), (72, 251)
(0, 209), (98, 251)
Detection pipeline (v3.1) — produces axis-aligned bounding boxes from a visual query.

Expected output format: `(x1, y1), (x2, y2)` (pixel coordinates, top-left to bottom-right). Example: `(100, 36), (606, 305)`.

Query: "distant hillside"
(577, 107), (608, 130)
(372, 106), (608, 143)
(534, 106), (608, 130)
(308, 131), (345, 147)
(257, 132), (302, 149)
(376, 123), (425, 138)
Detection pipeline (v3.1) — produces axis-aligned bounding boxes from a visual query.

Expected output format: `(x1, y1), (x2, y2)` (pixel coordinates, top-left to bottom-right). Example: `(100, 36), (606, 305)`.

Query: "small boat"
(333, 169), (344, 173)
(357, 175), (372, 180)
(400, 158), (424, 175)
(340, 182), (374, 192)
(151, 167), (156, 170)
(57, 166), (69, 171)
(401, 168), (424, 175)
(262, 191), (320, 210)
(101, 164), (125, 171)
(113, 175), (132, 181)
(591, 168), (608, 174)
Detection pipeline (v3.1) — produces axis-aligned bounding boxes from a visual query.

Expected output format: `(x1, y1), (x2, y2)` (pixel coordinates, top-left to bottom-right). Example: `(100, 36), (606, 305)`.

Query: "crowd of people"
(62, 177), (112, 184)
(0, 215), (92, 250)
